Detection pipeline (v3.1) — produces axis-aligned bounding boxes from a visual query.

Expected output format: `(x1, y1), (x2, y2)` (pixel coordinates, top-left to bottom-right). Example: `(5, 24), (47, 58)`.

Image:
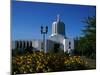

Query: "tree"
(25, 46), (33, 54)
(82, 16), (96, 51)
(75, 16), (96, 59)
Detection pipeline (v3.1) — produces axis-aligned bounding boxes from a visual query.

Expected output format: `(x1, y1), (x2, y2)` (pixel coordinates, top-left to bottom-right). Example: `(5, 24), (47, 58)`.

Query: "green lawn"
(81, 56), (96, 69)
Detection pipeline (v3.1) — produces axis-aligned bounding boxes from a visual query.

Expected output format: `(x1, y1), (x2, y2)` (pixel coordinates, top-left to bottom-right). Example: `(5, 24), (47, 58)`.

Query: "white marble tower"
(52, 15), (65, 37)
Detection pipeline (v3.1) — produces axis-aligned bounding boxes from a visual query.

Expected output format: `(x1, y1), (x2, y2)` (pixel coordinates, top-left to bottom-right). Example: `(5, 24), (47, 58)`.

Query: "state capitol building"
(12, 15), (74, 54)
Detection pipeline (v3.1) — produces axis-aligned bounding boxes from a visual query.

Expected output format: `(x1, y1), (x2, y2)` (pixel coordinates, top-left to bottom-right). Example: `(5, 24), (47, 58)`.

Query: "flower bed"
(12, 51), (88, 74)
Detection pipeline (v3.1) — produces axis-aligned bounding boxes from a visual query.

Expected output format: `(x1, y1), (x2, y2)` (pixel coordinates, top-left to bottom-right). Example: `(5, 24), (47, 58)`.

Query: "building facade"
(12, 15), (74, 54)
(47, 15), (74, 53)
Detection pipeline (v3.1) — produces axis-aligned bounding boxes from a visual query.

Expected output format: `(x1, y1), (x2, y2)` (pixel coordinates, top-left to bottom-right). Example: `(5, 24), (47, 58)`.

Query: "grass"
(80, 56), (96, 69)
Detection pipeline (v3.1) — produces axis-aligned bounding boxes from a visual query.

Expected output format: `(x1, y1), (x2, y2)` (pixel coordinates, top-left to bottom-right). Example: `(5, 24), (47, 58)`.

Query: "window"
(69, 42), (71, 49)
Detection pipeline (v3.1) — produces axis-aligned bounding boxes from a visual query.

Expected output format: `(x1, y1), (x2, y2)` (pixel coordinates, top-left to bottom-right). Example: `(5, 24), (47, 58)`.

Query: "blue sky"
(12, 1), (96, 40)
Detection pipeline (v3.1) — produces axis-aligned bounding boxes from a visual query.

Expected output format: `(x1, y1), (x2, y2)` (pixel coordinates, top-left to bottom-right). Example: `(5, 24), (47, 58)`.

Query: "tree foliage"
(74, 16), (96, 59)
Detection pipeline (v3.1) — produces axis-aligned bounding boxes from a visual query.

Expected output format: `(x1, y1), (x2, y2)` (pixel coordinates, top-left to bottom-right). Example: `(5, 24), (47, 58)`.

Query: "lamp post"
(41, 26), (48, 52)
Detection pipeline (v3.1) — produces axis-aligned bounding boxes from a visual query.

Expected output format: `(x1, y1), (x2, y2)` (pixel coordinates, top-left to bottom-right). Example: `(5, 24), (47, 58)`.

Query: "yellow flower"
(37, 61), (39, 64)
(26, 65), (30, 68)
(24, 71), (27, 73)
(20, 56), (23, 60)
(64, 61), (68, 64)
(29, 68), (33, 72)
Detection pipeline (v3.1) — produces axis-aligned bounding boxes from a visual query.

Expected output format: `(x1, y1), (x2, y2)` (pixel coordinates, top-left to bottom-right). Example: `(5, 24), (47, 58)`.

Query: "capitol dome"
(52, 15), (65, 37)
